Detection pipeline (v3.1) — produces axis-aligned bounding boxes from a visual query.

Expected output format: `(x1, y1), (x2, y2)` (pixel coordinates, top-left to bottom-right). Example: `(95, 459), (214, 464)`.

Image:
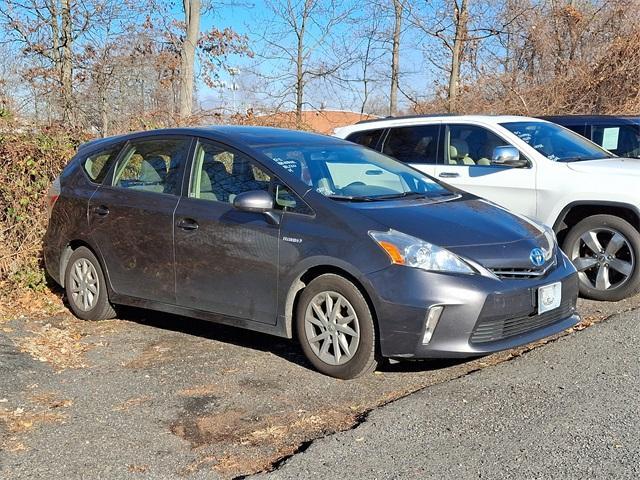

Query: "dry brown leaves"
(171, 406), (355, 478)
(0, 284), (67, 325)
(0, 393), (73, 453)
(18, 321), (90, 370)
(112, 395), (153, 412)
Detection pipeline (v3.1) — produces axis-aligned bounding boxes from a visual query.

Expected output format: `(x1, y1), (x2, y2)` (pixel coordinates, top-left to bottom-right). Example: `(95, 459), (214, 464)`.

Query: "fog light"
(422, 305), (444, 345)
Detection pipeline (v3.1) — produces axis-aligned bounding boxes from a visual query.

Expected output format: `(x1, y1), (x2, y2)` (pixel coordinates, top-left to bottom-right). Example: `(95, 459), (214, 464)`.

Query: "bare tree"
(447, 0), (468, 112)
(253, 0), (352, 128)
(179, 0), (202, 119)
(0, 0), (92, 122)
(389, 0), (404, 115)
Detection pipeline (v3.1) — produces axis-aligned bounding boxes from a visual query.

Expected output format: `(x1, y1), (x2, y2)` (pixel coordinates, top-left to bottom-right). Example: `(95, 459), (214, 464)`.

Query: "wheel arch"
(553, 201), (640, 242)
(59, 239), (110, 290)
(282, 264), (380, 340)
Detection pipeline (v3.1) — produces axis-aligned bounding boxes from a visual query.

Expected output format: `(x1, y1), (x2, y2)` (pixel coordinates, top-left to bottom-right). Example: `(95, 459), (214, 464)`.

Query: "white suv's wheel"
(563, 215), (640, 301)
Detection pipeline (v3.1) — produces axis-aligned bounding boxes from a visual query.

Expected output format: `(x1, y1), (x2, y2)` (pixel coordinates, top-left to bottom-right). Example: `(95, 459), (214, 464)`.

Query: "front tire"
(296, 274), (380, 379)
(64, 246), (116, 320)
(563, 214), (640, 301)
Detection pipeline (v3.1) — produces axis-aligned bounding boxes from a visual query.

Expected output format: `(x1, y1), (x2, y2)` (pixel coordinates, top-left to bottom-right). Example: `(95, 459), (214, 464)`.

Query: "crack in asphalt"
(237, 303), (640, 479)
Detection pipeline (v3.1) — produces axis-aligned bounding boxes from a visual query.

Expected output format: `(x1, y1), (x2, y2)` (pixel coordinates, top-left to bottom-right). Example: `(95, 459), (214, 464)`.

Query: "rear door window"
(113, 137), (191, 195)
(382, 125), (441, 164)
(82, 145), (122, 183)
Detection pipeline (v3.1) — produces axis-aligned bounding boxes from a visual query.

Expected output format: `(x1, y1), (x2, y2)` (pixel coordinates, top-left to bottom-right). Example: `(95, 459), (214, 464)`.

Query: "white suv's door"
(432, 123), (537, 218)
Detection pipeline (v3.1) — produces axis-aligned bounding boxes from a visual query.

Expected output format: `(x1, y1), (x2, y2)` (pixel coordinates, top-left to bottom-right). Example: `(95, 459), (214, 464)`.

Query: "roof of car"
(539, 115), (640, 125)
(333, 114), (546, 137)
(77, 125), (347, 153)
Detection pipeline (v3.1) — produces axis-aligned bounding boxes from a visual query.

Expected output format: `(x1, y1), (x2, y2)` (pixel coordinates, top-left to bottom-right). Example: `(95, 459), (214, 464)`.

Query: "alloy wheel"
(304, 291), (361, 366)
(571, 228), (635, 291)
(69, 258), (100, 311)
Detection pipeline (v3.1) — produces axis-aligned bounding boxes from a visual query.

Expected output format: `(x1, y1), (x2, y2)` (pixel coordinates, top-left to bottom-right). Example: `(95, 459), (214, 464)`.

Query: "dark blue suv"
(541, 115), (640, 158)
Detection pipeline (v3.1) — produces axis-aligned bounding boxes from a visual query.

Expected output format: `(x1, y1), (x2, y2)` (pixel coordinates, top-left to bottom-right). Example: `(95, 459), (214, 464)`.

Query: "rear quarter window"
(345, 129), (384, 150)
(82, 145), (122, 183)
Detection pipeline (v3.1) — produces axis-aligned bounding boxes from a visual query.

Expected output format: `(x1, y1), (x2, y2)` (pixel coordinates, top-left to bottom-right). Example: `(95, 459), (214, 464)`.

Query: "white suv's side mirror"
(491, 146), (528, 168)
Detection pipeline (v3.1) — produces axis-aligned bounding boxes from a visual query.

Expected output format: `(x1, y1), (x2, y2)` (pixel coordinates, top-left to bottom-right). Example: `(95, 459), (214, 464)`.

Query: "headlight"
(541, 225), (557, 261)
(369, 230), (475, 274)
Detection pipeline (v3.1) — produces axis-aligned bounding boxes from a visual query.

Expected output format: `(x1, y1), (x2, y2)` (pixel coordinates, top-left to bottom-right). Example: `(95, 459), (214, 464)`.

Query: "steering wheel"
(343, 181), (366, 190)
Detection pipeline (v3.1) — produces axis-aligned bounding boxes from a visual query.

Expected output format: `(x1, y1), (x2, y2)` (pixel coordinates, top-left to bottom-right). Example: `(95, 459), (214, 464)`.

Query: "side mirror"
(491, 146), (528, 168)
(233, 190), (274, 213)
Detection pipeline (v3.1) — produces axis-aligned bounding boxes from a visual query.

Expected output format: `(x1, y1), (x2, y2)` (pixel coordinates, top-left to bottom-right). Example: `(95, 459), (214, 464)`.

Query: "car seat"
(449, 139), (474, 165)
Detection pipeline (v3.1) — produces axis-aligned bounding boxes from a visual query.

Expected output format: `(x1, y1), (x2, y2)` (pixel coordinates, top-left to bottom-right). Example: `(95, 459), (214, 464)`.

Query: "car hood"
(566, 157), (640, 175)
(351, 196), (550, 269)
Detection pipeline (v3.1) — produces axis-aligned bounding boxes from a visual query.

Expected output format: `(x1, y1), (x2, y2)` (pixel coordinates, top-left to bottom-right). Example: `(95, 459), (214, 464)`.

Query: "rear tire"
(64, 246), (116, 320)
(296, 274), (380, 379)
(563, 214), (640, 301)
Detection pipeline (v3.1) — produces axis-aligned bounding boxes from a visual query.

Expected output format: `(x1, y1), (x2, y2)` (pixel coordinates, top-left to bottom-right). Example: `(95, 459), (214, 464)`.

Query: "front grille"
(490, 258), (557, 280)
(490, 267), (545, 279)
(470, 299), (576, 344)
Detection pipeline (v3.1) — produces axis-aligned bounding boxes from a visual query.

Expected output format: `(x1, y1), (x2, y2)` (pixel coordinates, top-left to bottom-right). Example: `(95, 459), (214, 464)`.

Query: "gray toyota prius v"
(44, 126), (580, 379)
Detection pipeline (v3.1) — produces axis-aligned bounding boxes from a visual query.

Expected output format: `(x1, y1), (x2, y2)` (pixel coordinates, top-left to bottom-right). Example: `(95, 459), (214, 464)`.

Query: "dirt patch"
(0, 393), (72, 453)
(29, 391), (74, 410)
(127, 464), (150, 473)
(170, 397), (357, 478)
(112, 395), (153, 412)
(125, 338), (183, 369)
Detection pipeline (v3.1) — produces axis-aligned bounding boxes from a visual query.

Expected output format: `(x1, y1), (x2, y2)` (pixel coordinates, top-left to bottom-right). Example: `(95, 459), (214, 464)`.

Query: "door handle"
(438, 172), (460, 178)
(93, 205), (110, 216)
(177, 218), (199, 231)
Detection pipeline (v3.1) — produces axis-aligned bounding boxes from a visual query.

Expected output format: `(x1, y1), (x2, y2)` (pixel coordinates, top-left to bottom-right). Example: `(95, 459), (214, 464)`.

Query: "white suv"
(335, 115), (640, 301)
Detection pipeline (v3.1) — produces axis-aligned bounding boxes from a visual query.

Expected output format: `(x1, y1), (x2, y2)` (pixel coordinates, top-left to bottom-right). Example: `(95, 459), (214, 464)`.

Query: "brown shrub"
(416, 27), (640, 117)
(0, 122), (88, 290)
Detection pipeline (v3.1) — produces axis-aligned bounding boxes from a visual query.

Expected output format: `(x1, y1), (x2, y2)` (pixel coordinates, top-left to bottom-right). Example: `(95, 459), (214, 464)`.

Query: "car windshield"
(501, 121), (614, 162)
(256, 144), (452, 201)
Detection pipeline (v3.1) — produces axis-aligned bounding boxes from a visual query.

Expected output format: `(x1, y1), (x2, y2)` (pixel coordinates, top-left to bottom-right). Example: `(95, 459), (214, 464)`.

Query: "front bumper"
(365, 252), (579, 358)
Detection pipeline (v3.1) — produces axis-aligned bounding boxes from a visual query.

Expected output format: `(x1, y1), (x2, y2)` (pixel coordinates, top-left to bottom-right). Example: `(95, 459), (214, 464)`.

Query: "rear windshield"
(501, 121), (613, 162)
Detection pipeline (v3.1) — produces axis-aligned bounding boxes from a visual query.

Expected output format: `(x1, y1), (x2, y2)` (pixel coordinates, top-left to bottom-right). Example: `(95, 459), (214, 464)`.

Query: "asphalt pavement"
(1, 296), (639, 479)
(258, 308), (640, 480)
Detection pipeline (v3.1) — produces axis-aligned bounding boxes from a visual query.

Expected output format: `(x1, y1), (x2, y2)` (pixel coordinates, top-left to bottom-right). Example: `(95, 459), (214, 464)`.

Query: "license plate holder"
(538, 282), (562, 314)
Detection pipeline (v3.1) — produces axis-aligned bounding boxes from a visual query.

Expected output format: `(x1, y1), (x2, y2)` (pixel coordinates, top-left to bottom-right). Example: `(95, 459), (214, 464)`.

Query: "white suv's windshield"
(257, 144), (452, 201)
(501, 121), (614, 162)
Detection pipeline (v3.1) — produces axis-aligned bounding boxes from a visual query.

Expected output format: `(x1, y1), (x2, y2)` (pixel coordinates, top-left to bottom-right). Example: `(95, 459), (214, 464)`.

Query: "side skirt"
(109, 293), (290, 338)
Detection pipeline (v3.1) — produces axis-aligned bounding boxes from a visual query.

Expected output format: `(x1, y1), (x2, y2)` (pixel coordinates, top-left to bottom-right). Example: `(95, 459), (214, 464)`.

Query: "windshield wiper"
(559, 156), (599, 162)
(326, 194), (376, 202)
(365, 191), (426, 201)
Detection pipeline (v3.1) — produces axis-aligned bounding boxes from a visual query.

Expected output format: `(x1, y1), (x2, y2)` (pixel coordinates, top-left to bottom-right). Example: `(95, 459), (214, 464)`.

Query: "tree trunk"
(390, 0), (403, 116)
(60, 0), (74, 123)
(448, 0), (468, 113)
(295, 7), (308, 129)
(179, 0), (201, 120)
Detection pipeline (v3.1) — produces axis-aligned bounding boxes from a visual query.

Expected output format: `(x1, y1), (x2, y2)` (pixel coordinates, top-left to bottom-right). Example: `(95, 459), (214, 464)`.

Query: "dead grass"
(171, 405), (356, 478)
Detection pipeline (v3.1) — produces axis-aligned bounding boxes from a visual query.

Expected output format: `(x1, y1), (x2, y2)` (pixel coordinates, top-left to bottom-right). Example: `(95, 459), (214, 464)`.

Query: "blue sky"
(189, 1), (430, 114)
